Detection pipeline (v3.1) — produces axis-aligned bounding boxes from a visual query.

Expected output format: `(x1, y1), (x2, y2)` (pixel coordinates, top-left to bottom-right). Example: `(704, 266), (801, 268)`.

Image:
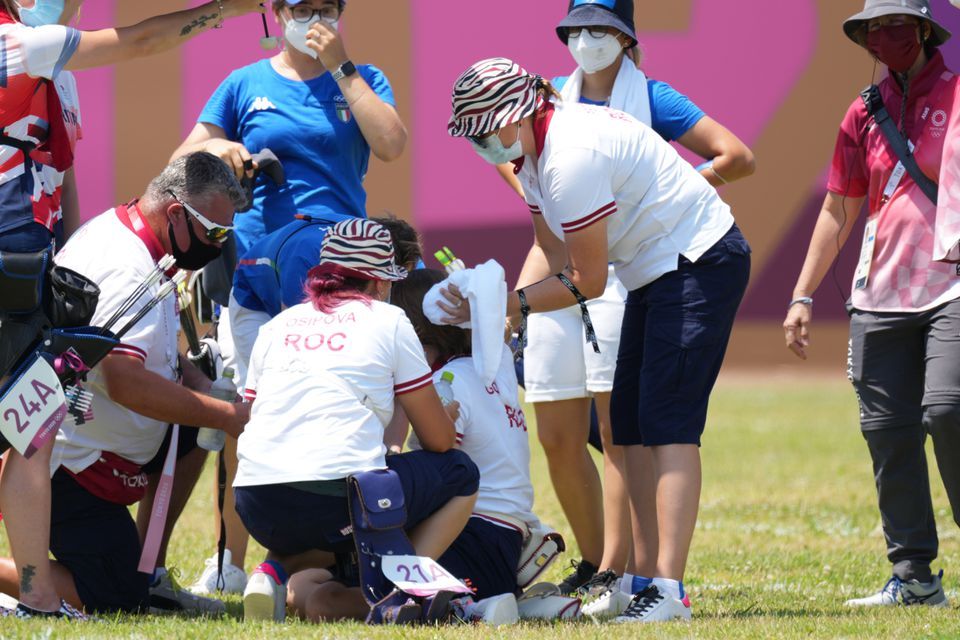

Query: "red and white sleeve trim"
(473, 513), (525, 535)
(526, 201), (542, 216)
(560, 201), (617, 233)
(243, 389), (257, 402)
(111, 343), (147, 362)
(394, 371), (433, 395)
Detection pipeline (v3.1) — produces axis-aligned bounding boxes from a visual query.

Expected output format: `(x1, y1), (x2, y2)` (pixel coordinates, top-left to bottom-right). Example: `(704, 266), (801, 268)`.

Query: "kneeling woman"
(393, 270), (537, 615)
(233, 220), (479, 622)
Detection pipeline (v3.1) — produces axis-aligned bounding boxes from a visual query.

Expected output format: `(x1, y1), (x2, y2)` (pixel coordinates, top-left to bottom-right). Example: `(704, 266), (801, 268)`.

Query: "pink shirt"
(828, 52), (960, 312)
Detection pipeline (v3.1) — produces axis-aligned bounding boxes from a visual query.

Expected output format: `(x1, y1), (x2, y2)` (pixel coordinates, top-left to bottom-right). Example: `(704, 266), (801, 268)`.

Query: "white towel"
(559, 56), (652, 127)
(422, 260), (507, 385)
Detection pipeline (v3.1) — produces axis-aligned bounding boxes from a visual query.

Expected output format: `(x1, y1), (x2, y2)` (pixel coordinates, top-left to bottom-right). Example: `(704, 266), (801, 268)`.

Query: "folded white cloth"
(559, 56), (651, 126)
(423, 260), (507, 385)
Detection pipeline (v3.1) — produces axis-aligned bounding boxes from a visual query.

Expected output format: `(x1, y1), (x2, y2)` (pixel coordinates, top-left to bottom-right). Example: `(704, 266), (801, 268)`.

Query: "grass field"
(2, 373), (959, 638)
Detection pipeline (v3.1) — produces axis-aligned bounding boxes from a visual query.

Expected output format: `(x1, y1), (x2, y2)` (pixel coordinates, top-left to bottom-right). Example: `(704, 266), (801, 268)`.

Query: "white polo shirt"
(408, 346), (536, 531)
(51, 207), (180, 473)
(518, 102), (734, 291)
(234, 299), (433, 486)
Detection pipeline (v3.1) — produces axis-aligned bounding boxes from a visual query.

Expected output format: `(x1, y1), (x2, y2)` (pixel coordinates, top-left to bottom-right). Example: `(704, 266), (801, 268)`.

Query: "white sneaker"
(516, 583), (581, 620)
(582, 586), (632, 619)
(149, 568), (226, 616)
(243, 568), (286, 622)
(188, 550), (248, 595)
(453, 593), (519, 625)
(845, 572), (949, 608)
(613, 585), (691, 623)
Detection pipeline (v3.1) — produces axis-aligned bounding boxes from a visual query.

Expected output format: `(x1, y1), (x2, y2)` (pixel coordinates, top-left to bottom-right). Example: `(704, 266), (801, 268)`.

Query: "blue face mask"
(470, 123), (523, 165)
(18, 0), (66, 27)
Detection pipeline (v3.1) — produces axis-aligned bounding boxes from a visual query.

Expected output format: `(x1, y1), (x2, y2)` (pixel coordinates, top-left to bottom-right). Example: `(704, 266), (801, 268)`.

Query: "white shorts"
(523, 266), (627, 402)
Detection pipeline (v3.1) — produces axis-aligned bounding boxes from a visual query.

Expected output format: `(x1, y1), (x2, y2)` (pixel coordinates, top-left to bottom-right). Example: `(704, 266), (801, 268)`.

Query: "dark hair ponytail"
(391, 269), (471, 365)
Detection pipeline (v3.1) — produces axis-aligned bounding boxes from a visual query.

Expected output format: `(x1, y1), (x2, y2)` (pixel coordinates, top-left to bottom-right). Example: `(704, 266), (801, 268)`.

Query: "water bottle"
(435, 371), (456, 406)
(434, 247), (465, 273)
(197, 368), (236, 452)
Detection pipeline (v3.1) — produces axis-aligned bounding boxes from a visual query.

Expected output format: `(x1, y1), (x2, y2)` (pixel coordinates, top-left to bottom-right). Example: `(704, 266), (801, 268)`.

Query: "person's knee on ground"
(287, 568), (335, 619)
(304, 581), (369, 622)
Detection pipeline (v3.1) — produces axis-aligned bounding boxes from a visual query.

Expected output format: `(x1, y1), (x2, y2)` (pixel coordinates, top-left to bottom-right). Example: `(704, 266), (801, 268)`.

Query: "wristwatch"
(332, 60), (357, 82)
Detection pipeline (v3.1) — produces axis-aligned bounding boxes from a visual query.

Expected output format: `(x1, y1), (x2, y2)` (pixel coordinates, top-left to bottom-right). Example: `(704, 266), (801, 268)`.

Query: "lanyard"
(880, 71), (953, 205)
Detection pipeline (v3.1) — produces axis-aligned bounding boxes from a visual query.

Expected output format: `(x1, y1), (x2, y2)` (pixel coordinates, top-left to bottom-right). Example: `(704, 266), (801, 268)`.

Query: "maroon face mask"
(866, 23), (923, 73)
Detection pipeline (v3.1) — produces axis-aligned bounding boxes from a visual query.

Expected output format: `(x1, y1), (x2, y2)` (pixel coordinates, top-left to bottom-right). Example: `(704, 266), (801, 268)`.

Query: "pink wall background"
(411, 0), (818, 230)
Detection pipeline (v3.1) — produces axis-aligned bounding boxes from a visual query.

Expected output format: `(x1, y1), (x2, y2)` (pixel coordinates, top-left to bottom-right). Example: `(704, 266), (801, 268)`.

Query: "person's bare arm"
(676, 116), (756, 187)
(170, 123), (255, 180)
(59, 168), (80, 240)
(397, 386), (458, 453)
(64, 0), (264, 71)
(495, 163), (525, 199)
(783, 191), (865, 360)
(440, 218), (610, 324)
(99, 354), (249, 437)
(307, 22), (407, 162)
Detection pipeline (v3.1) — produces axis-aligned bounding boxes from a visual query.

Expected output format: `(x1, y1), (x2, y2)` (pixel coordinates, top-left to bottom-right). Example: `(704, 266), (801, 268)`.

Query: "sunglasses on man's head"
(167, 190), (234, 244)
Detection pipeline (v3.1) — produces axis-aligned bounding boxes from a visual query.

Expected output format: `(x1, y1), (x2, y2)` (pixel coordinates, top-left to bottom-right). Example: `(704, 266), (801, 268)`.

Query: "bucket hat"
(843, 0), (950, 47)
(556, 0), (637, 46)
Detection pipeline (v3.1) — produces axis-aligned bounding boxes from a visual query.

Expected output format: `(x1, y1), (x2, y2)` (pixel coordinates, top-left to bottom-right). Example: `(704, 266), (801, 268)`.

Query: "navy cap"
(557, 0), (637, 46)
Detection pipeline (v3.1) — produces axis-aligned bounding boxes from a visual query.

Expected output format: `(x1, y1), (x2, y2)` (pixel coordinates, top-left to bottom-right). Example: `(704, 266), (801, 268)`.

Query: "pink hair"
(303, 264), (374, 313)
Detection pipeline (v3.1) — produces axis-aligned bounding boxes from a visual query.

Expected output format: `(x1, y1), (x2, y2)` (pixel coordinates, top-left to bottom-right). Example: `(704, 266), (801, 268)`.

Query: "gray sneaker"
(845, 570), (949, 608)
(150, 569), (226, 616)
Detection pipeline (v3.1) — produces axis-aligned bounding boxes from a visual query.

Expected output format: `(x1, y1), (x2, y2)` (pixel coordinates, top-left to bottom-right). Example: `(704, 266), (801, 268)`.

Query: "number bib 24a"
(0, 355), (67, 458)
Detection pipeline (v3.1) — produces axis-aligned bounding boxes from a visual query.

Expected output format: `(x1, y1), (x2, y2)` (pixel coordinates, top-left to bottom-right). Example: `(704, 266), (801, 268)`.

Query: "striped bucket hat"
(448, 58), (543, 138)
(318, 219), (407, 281)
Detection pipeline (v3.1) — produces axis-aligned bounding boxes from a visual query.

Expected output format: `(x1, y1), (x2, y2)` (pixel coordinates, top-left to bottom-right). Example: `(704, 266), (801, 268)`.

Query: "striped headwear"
(318, 219), (407, 281)
(448, 58), (544, 138)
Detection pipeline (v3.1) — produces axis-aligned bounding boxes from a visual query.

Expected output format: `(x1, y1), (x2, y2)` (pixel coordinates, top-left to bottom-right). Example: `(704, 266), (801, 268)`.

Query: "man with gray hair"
(0, 152), (249, 616)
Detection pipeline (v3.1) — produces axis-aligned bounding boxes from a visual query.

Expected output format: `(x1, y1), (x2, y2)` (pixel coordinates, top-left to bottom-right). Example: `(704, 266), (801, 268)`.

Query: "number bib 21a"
(0, 355), (67, 458)
(381, 555), (473, 598)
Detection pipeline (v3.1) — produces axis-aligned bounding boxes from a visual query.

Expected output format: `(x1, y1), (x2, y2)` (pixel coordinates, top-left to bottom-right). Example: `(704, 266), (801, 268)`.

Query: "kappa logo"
(248, 96), (277, 113)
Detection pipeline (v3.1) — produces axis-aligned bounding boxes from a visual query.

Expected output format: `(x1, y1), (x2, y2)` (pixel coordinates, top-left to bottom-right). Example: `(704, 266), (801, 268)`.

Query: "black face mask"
(168, 216), (222, 270)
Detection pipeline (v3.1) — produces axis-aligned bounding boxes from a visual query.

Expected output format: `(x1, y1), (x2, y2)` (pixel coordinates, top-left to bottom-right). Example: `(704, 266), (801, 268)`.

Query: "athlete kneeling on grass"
(391, 269), (535, 624)
(232, 219), (479, 622)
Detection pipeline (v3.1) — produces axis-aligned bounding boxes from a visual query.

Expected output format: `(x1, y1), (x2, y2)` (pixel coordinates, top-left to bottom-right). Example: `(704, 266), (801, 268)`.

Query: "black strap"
(860, 84), (938, 205)
(0, 134), (36, 155)
(514, 289), (530, 361)
(556, 273), (600, 354)
(215, 449), (227, 591)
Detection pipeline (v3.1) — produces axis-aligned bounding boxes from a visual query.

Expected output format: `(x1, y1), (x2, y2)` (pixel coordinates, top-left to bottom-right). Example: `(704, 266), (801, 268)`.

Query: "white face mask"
(568, 32), (623, 74)
(470, 124), (523, 165)
(16, 0), (65, 26)
(283, 16), (339, 59)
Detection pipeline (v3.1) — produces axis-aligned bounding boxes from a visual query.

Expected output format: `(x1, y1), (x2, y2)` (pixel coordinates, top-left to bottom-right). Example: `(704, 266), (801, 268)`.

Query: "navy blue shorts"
(610, 224), (750, 446)
(438, 517), (522, 600)
(141, 424), (200, 475)
(49, 469), (149, 613)
(235, 449), (479, 558)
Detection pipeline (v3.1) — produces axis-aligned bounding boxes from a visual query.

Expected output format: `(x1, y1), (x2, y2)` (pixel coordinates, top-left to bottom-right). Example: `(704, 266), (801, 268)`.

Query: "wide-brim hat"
(843, 0), (951, 47)
(318, 219), (407, 282)
(556, 1), (638, 47)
